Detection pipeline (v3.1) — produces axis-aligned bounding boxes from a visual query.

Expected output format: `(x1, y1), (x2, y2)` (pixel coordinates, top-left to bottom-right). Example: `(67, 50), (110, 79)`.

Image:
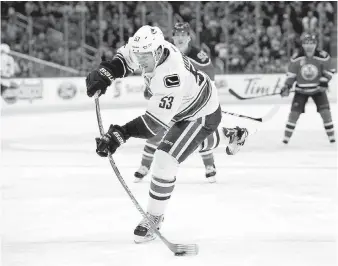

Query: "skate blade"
(134, 234), (156, 244)
(226, 146), (235, 155)
(206, 176), (216, 183)
(133, 177), (144, 183)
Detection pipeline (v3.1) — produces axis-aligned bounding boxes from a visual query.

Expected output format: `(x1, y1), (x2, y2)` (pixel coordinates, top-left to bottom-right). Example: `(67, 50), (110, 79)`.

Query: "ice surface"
(1, 103), (337, 266)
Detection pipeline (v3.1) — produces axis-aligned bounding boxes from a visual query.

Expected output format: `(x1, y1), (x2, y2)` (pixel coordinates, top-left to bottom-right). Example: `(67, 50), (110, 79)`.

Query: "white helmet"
(129, 26), (165, 65)
(0, 43), (10, 54)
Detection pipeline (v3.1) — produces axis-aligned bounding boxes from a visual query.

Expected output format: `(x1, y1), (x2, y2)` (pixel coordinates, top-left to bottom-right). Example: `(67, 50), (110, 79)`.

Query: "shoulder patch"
(196, 50), (209, 63)
(163, 74), (180, 88)
(187, 46), (210, 65)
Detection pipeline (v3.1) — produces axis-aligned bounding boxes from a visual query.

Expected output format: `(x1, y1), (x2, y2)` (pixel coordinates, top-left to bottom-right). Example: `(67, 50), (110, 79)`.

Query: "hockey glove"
(318, 77), (328, 93)
(95, 125), (130, 157)
(280, 85), (290, 97)
(86, 62), (115, 97)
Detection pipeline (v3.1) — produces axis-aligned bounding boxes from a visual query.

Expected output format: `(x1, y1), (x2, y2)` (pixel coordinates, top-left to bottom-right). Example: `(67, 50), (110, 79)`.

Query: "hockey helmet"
(129, 25), (165, 71)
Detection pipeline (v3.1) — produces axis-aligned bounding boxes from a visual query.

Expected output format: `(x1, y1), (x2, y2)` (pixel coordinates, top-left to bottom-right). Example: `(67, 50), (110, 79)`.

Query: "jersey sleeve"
(321, 51), (335, 82)
(284, 54), (299, 87)
(191, 58), (215, 81)
(114, 41), (140, 75)
(103, 42), (140, 79)
(189, 49), (215, 81)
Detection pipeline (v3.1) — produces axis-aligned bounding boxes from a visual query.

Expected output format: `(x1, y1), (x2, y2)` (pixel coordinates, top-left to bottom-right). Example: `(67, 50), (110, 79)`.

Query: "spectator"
(1, 1), (335, 76)
(267, 15), (282, 40)
(228, 45), (245, 72)
(200, 20), (221, 58)
(302, 10), (318, 33)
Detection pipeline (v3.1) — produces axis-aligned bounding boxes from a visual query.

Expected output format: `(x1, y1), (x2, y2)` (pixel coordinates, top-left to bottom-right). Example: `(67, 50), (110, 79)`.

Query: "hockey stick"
(222, 104), (280, 123)
(93, 91), (198, 256)
(229, 88), (294, 100)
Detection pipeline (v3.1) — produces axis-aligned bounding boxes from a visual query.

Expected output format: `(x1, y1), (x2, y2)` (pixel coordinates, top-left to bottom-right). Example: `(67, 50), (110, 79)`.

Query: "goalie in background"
(135, 22), (219, 183)
(280, 33), (336, 144)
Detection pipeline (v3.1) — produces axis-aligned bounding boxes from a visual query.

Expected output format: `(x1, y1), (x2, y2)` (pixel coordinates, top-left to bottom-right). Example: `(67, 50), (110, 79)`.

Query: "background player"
(0, 43), (19, 103)
(280, 33), (336, 144)
(135, 22), (219, 183)
(86, 26), (249, 243)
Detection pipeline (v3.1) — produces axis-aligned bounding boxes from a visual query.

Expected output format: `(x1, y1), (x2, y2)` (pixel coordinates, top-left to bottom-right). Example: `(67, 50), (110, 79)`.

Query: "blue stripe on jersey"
(145, 111), (170, 130)
(173, 79), (212, 122)
(141, 113), (167, 136)
(115, 53), (133, 76)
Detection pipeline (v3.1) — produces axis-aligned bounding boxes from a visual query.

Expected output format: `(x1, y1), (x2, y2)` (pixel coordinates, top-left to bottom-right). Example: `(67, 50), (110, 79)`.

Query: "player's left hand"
(86, 62), (115, 97)
(318, 77), (328, 93)
(280, 85), (290, 97)
(95, 125), (128, 157)
(318, 86), (327, 93)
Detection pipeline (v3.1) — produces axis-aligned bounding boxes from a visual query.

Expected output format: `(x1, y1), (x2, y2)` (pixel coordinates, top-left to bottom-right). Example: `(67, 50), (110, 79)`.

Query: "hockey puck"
(174, 252), (186, 256)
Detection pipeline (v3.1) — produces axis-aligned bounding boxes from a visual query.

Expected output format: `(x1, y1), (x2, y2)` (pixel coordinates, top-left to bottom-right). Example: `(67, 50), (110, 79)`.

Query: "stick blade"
(172, 244), (199, 256)
(229, 88), (247, 100)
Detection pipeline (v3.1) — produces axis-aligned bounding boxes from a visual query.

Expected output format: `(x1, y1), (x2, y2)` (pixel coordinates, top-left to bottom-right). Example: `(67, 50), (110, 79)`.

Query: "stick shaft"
(93, 92), (175, 252)
(222, 110), (262, 122)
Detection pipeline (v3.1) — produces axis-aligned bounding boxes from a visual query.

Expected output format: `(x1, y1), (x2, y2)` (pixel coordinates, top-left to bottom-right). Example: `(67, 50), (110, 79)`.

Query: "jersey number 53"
(159, 96), (174, 109)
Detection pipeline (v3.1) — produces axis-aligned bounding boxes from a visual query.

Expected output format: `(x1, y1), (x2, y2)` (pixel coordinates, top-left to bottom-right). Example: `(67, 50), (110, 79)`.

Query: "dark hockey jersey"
(186, 46), (215, 81)
(285, 49), (335, 94)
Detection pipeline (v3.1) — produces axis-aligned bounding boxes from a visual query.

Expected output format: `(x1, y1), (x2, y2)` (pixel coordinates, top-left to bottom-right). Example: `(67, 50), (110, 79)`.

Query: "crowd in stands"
(173, 1), (335, 73)
(1, 1), (336, 77)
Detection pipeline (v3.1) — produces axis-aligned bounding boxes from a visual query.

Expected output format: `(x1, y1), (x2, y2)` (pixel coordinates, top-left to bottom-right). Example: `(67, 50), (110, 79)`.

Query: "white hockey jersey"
(115, 41), (220, 128)
(1, 53), (16, 86)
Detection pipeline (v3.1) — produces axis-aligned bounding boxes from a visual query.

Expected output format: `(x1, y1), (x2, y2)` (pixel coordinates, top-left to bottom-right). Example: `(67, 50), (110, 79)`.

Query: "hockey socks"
(148, 176), (176, 216)
(320, 109), (335, 143)
(283, 111), (300, 144)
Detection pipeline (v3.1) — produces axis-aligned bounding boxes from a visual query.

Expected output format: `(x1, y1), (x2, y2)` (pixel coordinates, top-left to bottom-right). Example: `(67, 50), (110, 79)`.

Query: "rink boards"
(1, 74), (337, 115)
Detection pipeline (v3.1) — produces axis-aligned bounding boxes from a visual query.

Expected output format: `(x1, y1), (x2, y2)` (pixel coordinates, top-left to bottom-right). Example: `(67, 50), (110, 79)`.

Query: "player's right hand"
(280, 85), (290, 97)
(95, 125), (128, 157)
(86, 63), (115, 97)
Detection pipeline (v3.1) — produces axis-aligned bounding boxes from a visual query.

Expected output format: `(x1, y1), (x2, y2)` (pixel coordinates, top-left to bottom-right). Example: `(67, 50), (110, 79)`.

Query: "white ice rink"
(1, 103), (337, 266)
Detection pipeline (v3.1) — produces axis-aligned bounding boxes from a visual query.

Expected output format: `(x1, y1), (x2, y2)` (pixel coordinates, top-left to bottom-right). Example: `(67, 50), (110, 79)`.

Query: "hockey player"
(135, 22), (218, 183)
(281, 33), (336, 144)
(86, 26), (248, 243)
(1, 43), (18, 103)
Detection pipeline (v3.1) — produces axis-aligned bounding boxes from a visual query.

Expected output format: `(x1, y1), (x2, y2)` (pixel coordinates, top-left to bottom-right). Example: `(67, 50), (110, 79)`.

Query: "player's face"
(302, 41), (316, 57)
(134, 52), (155, 72)
(173, 31), (190, 53)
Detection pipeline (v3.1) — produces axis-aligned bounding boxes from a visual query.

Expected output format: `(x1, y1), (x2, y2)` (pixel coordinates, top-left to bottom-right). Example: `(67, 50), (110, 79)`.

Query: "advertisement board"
(2, 74), (336, 113)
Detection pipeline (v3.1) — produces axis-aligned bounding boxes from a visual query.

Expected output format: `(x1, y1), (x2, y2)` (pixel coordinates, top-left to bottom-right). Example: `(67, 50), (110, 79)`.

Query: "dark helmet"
(173, 22), (191, 36)
(301, 33), (317, 57)
(301, 33), (318, 45)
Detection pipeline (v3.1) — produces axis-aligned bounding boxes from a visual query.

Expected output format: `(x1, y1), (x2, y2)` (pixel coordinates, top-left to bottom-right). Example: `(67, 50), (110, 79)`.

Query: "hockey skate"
(134, 165), (150, 183)
(223, 127), (249, 155)
(134, 213), (164, 243)
(205, 164), (216, 183)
